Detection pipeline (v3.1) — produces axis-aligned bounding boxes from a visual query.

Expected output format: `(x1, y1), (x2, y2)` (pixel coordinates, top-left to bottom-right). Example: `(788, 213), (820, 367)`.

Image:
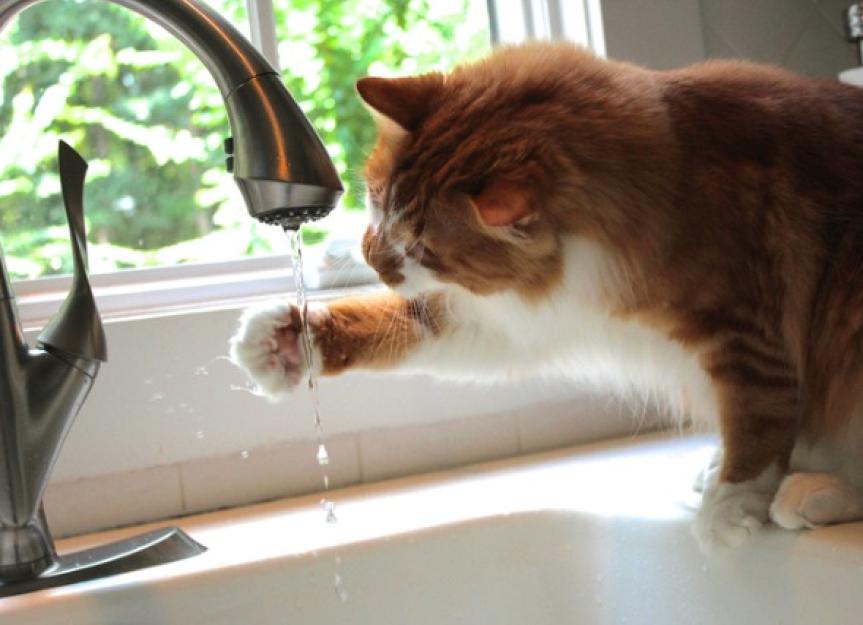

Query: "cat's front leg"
(230, 293), (443, 395)
(693, 349), (800, 551)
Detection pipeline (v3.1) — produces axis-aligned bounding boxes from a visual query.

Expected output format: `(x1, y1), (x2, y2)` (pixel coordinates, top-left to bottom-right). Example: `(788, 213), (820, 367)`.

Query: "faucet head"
(225, 74), (344, 230)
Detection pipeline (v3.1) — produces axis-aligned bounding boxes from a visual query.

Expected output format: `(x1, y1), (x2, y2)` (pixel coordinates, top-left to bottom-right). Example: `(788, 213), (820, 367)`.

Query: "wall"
(700, 0), (858, 77)
(602, 0), (859, 77)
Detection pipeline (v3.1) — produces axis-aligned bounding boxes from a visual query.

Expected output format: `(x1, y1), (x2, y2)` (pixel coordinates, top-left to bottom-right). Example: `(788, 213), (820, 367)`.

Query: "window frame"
(10, 0), (603, 328)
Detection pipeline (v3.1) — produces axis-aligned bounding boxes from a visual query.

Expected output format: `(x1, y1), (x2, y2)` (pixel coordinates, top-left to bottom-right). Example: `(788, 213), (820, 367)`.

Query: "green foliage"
(0, 0), (488, 279)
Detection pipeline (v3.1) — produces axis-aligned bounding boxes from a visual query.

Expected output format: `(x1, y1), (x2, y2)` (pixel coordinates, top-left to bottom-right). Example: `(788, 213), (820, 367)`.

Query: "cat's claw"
(229, 302), (316, 397)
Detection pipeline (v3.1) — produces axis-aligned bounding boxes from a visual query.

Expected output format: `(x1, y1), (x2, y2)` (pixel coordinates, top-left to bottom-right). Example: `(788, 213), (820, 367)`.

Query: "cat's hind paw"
(229, 302), (319, 397)
(769, 473), (863, 530)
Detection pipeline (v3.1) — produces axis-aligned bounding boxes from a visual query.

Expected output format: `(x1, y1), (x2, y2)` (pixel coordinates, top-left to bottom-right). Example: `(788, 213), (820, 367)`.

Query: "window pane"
(275, 0), (491, 244)
(0, 0), (489, 280)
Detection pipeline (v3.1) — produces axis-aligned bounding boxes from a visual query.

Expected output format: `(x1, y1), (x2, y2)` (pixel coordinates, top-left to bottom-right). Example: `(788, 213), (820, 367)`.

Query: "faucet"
(0, 0), (343, 596)
(0, 0), (343, 230)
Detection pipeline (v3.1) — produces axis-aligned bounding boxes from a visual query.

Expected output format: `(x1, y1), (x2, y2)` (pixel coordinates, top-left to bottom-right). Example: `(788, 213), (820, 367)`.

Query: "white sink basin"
(3, 434), (863, 624)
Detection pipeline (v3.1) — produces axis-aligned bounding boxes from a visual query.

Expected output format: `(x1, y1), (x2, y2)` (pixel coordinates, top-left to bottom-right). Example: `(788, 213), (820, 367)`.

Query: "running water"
(286, 226), (348, 602)
(287, 228), (330, 478)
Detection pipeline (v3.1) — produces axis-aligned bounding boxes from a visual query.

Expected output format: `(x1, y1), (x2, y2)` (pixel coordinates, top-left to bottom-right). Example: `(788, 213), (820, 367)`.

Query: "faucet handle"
(38, 141), (107, 364)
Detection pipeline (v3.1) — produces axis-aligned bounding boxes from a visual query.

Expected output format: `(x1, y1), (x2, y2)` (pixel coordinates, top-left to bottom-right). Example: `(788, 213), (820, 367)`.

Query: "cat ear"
(471, 181), (535, 227)
(356, 74), (444, 131)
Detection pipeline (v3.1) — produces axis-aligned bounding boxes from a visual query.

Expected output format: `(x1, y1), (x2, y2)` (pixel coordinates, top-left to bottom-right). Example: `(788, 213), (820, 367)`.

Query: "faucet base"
(0, 526), (205, 597)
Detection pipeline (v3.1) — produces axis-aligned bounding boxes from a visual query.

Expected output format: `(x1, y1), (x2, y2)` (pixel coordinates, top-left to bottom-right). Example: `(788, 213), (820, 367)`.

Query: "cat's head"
(355, 45), (596, 301)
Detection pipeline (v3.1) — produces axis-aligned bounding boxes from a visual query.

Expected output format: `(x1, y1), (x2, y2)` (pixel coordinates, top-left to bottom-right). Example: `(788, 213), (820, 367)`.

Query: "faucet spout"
(0, 0), (344, 229)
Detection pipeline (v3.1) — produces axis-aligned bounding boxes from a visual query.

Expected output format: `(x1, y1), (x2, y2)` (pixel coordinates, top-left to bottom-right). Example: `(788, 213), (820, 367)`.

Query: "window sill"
(15, 245), (379, 329)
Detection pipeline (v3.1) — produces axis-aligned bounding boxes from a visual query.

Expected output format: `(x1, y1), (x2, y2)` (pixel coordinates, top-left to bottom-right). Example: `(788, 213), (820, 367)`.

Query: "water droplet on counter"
(316, 443), (330, 466)
(321, 498), (337, 524)
(240, 450), (250, 460)
(229, 383), (258, 395)
(334, 573), (349, 602)
(195, 431), (205, 440)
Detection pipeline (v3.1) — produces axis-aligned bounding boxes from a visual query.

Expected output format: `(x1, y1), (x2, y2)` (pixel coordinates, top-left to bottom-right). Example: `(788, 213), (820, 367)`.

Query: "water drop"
(240, 450), (250, 460)
(321, 499), (337, 523)
(229, 383), (258, 396)
(194, 366), (209, 376)
(316, 443), (330, 466)
(334, 574), (349, 602)
(149, 392), (166, 402)
(195, 431), (205, 440)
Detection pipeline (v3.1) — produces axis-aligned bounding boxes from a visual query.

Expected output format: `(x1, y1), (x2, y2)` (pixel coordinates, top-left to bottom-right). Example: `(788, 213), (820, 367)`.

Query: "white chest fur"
(412, 239), (720, 426)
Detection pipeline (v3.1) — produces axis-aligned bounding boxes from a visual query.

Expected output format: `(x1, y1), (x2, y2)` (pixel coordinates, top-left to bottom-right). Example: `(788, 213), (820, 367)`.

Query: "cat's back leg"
(771, 411), (863, 529)
(770, 472), (863, 529)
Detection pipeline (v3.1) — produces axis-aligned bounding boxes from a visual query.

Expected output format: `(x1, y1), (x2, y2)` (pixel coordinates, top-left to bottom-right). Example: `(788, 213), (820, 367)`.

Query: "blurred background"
(0, 0), (489, 280)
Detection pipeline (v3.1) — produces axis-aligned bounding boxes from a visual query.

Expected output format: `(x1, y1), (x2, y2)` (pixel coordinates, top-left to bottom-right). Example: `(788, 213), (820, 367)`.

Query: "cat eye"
(406, 240), (444, 272)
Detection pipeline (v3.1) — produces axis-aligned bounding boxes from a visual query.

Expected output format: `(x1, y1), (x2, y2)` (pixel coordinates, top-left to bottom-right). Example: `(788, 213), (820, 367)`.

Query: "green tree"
(0, 0), (488, 279)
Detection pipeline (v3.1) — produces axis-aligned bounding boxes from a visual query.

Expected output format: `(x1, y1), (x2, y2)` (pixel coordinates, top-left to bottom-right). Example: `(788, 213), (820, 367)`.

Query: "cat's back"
(657, 59), (863, 212)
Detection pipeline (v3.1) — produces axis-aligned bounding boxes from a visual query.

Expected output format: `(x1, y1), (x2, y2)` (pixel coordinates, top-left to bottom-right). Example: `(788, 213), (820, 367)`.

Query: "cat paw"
(693, 447), (722, 494)
(769, 473), (863, 530)
(693, 466), (781, 552)
(229, 301), (326, 397)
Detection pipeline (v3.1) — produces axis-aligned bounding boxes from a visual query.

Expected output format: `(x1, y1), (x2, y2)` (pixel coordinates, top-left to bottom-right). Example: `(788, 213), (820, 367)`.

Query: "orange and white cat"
(230, 42), (863, 551)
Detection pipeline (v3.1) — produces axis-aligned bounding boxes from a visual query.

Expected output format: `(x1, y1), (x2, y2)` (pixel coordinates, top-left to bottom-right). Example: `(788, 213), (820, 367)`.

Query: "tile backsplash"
(602, 0), (859, 77)
(700, 0), (858, 77)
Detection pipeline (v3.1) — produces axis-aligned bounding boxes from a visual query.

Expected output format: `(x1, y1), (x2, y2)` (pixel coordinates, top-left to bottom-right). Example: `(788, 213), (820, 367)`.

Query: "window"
(2, 0), (605, 325)
(0, 0), (490, 287)
(14, 1), (620, 535)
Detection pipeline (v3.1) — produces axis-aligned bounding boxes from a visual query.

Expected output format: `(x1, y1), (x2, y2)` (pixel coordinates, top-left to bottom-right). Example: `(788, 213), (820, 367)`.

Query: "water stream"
(286, 226), (347, 601)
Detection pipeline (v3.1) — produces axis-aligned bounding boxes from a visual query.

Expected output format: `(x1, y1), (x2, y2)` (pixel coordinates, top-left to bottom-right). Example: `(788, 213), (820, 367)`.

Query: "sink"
(2, 434), (863, 624)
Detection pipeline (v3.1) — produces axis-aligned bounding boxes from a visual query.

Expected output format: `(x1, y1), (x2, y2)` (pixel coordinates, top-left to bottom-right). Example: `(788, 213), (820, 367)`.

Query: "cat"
(230, 41), (863, 552)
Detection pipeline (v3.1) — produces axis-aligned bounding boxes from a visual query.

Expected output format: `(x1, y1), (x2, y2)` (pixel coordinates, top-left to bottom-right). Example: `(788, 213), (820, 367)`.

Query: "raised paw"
(229, 301), (324, 397)
(769, 473), (863, 530)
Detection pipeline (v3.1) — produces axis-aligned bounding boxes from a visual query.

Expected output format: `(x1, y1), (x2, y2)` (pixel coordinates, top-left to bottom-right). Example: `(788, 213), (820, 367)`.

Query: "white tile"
(358, 413), (520, 483)
(813, 0), (858, 38)
(783, 14), (859, 77)
(703, 24), (744, 59)
(44, 464), (183, 538)
(701, 0), (812, 63)
(179, 435), (360, 515)
(515, 393), (665, 454)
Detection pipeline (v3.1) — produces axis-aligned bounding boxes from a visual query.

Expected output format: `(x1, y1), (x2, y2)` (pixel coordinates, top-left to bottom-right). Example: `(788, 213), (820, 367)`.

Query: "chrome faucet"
(0, 0), (343, 597)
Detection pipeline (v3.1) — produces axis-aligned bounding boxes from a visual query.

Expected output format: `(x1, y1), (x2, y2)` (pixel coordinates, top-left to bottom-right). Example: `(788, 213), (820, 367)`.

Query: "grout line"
(811, 0), (848, 39)
(703, 23), (745, 59)
(353, 432), (366, 484)
(780, 12), (816, 65)
(176, 463), (188, 513)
